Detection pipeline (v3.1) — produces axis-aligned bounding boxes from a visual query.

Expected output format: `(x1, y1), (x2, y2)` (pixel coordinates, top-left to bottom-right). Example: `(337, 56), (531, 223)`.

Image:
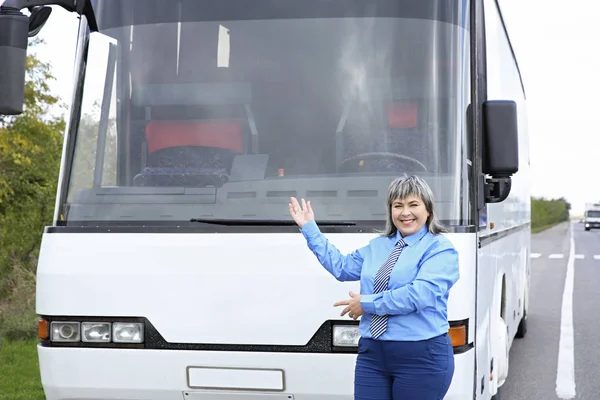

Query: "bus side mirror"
(0, 5), (53, 115)
(482, 100), (519, 203)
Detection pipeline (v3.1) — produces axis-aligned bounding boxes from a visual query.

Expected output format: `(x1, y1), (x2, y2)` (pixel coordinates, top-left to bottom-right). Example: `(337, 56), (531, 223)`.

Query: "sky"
(2, 0), (599, 215)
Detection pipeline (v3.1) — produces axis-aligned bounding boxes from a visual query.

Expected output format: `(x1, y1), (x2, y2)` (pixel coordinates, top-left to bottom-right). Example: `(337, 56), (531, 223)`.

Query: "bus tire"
(515, 313), (527, 339)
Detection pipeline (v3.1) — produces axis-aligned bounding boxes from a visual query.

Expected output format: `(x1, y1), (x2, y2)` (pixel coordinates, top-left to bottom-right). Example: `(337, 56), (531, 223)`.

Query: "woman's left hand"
(334, 291), (364, 320)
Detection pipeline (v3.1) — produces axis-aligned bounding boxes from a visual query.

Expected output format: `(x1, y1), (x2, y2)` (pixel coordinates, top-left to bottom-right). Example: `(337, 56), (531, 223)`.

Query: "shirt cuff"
(360, 294), (378, 315)
(300, 220), (320, 238)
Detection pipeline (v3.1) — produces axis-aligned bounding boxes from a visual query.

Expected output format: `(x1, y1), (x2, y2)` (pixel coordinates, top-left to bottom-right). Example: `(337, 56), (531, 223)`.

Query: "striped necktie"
(369, 238), (406, 339)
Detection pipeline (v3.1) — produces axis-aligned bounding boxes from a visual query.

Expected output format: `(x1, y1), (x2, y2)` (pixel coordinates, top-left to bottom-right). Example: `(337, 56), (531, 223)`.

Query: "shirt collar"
(394, 224), (428, 247)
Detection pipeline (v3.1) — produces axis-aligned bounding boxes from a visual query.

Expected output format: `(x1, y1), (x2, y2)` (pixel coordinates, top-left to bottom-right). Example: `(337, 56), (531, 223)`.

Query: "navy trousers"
(354, 333), (454, 400)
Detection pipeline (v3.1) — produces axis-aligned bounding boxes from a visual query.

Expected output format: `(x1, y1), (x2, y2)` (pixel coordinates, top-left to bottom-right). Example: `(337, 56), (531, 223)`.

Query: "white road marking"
(530, 253), (542, 259)
(556, 224), (576, 399)
(575, 254), (585, 259)
(594, 255), (600, 260)
(549, 254), (564, 259)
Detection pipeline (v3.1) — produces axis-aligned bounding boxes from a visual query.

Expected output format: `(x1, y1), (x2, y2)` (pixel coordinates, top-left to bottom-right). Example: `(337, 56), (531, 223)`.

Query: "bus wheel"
(515, 312), (527, 339)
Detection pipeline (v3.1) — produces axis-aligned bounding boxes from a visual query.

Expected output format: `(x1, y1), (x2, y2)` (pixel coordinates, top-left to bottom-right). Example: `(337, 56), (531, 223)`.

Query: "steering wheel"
(338, 152), (428, 173)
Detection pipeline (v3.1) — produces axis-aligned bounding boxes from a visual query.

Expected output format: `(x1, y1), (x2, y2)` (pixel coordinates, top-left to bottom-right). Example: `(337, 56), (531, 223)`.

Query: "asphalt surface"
(499, 222), (600, 400)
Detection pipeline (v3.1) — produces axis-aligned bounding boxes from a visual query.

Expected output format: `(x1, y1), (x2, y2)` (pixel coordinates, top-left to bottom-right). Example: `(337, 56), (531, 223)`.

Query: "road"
(499, 222), (600, 400)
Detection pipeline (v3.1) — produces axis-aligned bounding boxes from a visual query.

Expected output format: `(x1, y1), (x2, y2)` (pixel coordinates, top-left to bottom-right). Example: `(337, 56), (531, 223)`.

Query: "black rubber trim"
(44, 222), (477, 234)
(39, 316), (359, 353)
(453, 342), (474, 355)
(449, 317), (472, 355)
(478, 222), (530, 248)
(54, 16), (90, 222)
(449, 318), (469, 327)
(39, 315), (473, 355)
(471, 0), (485, 395)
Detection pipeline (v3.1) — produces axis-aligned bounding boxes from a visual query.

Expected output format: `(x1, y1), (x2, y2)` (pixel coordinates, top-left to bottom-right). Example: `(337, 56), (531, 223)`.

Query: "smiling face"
(391, 194), (430, 237)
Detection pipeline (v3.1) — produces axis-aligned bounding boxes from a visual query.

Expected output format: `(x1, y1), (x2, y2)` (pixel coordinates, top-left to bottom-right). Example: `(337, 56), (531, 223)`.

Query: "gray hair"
(381, 175), (446, 237)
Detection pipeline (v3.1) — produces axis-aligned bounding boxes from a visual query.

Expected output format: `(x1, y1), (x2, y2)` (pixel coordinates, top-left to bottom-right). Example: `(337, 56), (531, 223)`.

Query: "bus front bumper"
(38, 345), (474, 400)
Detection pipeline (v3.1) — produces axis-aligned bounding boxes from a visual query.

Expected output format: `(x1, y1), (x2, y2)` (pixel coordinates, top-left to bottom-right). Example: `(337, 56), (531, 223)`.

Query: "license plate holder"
(186, 366), (285, 392)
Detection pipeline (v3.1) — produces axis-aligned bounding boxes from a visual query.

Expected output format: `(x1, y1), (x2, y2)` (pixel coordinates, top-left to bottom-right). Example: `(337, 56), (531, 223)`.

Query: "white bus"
(0, 0), (530, 398)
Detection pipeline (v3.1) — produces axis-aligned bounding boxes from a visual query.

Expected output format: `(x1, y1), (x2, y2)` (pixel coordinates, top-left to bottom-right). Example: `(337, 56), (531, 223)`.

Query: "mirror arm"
(484, 177), (512, 203)
(3, 0), (81, 13)
(1, 0), (97, 31)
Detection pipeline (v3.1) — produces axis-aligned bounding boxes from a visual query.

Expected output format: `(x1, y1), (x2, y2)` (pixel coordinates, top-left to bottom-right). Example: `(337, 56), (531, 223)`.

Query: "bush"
(0, 44), (64, 342)
(0, 257), (39, 341)
(531, 196), (571, 232)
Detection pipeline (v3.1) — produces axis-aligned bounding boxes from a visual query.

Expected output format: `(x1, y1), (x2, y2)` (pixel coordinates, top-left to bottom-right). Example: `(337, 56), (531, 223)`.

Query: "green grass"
(531, 223), (557, 234)
(0, 339), (46, 400)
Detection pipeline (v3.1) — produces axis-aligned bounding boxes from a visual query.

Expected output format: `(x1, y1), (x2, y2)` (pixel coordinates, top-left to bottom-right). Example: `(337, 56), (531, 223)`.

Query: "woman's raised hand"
(288, 197), (314, 228)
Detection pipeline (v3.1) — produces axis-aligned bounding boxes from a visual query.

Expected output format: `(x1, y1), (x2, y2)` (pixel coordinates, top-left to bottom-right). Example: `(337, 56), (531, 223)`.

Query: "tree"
(557, 196), (571, 212)
(531, 196), (571, 231)
(0, 40), (65, 298)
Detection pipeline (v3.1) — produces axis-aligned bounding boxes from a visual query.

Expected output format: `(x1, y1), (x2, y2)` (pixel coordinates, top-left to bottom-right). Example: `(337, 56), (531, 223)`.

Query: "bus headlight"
(333, 325), (360, 347)
(50, 321), (80, 342)
(113, 322), (144, 343)
(82, 322), (111, 342)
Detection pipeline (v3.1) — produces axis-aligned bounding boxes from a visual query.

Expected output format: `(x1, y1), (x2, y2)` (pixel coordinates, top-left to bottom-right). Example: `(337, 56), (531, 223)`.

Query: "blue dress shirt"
(300, 220), (459, 341)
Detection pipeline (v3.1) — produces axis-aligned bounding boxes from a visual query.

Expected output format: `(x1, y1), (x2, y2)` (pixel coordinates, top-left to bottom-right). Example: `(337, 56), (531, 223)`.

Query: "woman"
(288, 175), (459, 400)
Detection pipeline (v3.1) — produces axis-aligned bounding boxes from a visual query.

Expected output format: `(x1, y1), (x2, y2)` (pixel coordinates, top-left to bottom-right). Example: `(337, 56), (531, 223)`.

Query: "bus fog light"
(333, 325), (360, 347)
(113, 322), (144, 343)
(50, 322), (80, 342)
(82, 322), (111, 342)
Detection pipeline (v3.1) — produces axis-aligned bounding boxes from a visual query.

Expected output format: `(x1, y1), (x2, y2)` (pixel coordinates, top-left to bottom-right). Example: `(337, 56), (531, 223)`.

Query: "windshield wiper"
(189, 218), (356, 226)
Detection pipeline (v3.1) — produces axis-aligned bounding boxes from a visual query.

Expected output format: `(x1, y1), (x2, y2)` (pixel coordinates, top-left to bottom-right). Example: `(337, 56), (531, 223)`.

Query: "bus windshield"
(60, 0), (471, 227)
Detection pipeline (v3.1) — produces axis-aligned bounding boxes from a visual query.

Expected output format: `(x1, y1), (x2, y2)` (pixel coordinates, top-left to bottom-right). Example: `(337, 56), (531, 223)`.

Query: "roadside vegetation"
(0, 39), (62, 399)
(0, 40), (64, 342)
(531, 196), (571, 233)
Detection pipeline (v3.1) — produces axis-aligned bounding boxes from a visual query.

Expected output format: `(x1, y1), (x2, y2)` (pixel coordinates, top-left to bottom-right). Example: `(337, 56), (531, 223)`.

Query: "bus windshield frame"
(56, 0), (472, 229)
